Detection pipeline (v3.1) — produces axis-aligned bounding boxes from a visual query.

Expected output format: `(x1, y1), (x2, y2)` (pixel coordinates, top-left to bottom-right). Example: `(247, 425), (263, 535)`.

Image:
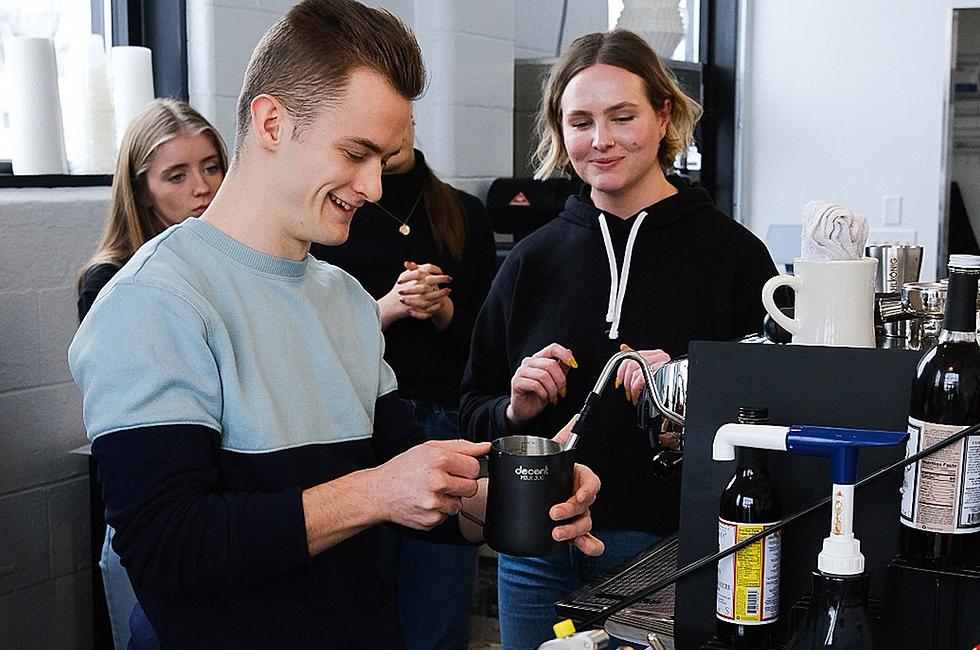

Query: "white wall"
(739, 1), (980, 281)
(411, 0), (516, 198)
(514, 0), (610, 59)
(0, 187), (109, 649)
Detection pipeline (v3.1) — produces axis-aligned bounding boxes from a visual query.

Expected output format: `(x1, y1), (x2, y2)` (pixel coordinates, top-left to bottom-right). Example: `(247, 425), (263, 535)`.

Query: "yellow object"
(553, 619), (576, 639)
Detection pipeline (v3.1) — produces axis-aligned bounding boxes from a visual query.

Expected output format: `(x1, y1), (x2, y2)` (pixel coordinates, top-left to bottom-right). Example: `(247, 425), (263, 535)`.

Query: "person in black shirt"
(310, 119), (497, 649)
(460, 29), (778, 649)
(76, 97), (227, 650)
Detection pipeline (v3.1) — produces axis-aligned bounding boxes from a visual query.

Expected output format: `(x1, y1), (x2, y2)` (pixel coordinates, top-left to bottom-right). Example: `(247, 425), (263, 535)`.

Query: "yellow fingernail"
(560, 387), (567, 399)
(568, 355), (579, 369)
(614, 377), (621, 389)
(551, 396), (558, 406)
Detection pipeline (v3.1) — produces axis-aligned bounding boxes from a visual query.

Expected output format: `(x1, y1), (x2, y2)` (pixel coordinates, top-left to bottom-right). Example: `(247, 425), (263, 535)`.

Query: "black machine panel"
(674, 341), (922, 648)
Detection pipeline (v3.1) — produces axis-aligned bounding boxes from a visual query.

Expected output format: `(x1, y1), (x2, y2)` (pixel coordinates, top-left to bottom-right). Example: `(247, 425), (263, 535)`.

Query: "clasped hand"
(378, 261), (453, 330)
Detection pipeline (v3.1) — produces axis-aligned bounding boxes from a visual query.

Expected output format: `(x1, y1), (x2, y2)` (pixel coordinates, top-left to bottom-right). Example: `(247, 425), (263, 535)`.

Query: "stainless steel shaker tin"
(866, 244), (923, 294)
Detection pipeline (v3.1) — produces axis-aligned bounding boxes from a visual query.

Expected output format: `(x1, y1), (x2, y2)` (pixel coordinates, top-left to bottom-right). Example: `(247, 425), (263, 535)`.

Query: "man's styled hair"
(233, 0), (426, 156)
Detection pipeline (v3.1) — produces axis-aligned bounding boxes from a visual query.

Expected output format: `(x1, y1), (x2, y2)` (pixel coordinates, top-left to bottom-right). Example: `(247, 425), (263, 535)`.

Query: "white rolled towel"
(800, 200), (869, 261)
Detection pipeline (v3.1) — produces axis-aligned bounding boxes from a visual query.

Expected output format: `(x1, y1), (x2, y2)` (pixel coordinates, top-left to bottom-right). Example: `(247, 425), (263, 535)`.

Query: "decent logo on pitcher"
(515, 465), (549, 481)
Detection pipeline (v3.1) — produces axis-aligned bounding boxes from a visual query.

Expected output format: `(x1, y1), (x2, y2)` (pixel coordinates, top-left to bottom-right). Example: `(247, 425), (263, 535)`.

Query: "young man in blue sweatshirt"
(68, 2), (603, 648)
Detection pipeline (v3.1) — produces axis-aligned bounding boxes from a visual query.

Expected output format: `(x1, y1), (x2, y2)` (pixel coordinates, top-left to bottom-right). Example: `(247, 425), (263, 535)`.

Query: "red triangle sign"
(508, 192), (531, 207)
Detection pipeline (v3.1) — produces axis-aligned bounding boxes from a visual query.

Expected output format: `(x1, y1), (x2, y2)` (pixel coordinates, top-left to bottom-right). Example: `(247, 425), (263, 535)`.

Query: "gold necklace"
(371, 189), (424, 236)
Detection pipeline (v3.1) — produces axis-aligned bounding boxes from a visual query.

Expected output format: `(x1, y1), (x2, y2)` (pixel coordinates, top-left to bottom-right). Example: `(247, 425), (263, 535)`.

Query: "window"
(0, 0), (107, 165)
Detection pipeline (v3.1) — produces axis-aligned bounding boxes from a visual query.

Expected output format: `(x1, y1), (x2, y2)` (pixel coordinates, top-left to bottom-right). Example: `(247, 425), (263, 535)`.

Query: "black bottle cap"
(737, 406), (769, 424)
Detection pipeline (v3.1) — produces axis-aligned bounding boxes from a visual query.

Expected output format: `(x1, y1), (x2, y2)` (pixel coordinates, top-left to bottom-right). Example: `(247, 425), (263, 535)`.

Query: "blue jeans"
(101, 526), (138, 650)
(377, 401), (479, 650)
(497, 529), (662, 650)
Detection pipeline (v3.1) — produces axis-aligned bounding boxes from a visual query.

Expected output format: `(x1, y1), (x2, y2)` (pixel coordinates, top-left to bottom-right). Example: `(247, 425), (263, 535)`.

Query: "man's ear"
(250, 94), (286, 152)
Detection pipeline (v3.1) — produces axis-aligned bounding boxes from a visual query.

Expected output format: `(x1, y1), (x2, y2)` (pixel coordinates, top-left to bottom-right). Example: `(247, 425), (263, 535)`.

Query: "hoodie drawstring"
(598, 211), (647, 340)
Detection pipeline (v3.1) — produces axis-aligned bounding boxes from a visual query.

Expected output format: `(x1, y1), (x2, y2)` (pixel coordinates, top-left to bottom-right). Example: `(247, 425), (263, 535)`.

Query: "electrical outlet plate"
(882, 195), (903, 225)
(867, 227), (917, 245)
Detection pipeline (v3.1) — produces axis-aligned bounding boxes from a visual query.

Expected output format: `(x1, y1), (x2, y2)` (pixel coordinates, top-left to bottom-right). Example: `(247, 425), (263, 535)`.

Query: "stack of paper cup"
(109, 46), (155, 150)
(61, 34), (116, 174)
(3, 36), (68, 175)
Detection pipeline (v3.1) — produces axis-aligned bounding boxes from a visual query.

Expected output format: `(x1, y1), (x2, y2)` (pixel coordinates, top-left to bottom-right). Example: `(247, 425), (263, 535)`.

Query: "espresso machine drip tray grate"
(554, 533), (679, 641)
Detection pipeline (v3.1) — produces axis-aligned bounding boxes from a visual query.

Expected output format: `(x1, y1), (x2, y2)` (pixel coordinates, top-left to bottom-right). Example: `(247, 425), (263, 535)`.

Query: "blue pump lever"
(713, 424), (908, 485)
(785, 426), (908, 485)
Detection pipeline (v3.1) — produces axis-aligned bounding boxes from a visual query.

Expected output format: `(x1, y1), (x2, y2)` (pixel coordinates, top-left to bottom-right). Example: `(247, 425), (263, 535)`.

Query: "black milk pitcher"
(484, 435), (576, 556)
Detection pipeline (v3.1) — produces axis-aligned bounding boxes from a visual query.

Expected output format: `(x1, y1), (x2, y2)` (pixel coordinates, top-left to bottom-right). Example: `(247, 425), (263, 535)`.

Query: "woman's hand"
(550, 416), (604, 556)
(505, 343), (577, 427)
(615, 343), (670, 405)
(378, 261), (453, 330)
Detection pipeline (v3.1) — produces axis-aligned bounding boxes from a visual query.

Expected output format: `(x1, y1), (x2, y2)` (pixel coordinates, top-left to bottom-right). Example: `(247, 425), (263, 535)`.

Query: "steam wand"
(561, 350), (677, 452)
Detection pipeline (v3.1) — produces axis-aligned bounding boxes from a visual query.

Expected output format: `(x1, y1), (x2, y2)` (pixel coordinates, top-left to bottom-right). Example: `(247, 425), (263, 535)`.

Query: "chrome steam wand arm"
(561, 350), (661, 451)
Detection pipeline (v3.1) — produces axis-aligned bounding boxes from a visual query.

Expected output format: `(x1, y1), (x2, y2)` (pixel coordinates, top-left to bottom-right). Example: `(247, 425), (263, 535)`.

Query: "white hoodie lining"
(598, 210), (648, 340)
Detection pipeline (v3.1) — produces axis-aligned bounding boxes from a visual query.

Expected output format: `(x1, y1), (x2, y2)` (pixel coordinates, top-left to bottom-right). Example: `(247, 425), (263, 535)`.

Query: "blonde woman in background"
(77, 98), (227, 650)
(78, 98), (227, 317)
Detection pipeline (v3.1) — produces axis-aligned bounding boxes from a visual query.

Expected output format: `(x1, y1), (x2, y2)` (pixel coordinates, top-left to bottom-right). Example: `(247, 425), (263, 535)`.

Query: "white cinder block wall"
(0, 187), (109, 649)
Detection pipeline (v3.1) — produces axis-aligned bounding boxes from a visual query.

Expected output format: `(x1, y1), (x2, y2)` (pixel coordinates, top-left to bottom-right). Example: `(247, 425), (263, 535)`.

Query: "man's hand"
(302, 439), (490, 556)
(371, 439), (490, 530)
(506, 343), (577, 427)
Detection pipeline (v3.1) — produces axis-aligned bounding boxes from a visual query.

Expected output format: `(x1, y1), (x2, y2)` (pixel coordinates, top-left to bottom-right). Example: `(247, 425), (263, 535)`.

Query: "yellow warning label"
(717, 518), (780, 624)
(733, 524), (764, 621)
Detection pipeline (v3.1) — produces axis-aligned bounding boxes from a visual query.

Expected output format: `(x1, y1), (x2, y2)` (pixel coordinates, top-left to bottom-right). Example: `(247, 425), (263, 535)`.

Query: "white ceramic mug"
(762, 258), (877, 348)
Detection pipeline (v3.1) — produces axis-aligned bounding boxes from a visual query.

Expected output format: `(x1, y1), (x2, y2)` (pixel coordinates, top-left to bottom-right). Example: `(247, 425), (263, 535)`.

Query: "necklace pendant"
(399, 224), (411, 236)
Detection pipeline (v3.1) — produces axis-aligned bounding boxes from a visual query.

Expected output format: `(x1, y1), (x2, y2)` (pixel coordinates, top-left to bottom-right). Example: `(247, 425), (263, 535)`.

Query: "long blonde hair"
(78, 99), (227, 288)
(533, 29), (702, 180)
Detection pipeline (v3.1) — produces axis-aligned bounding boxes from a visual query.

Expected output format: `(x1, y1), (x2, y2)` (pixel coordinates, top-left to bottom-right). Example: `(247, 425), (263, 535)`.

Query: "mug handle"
(762, 275), (802, 335)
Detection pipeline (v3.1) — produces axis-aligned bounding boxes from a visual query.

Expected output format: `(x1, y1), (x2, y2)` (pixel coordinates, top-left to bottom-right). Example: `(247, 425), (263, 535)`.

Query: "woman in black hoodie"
(460, 30), (778, 649)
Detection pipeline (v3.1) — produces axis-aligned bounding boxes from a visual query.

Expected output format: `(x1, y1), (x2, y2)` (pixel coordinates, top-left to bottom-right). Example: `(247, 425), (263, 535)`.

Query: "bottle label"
(716, 519), (780, 624)
(901, 417), (980, 534)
